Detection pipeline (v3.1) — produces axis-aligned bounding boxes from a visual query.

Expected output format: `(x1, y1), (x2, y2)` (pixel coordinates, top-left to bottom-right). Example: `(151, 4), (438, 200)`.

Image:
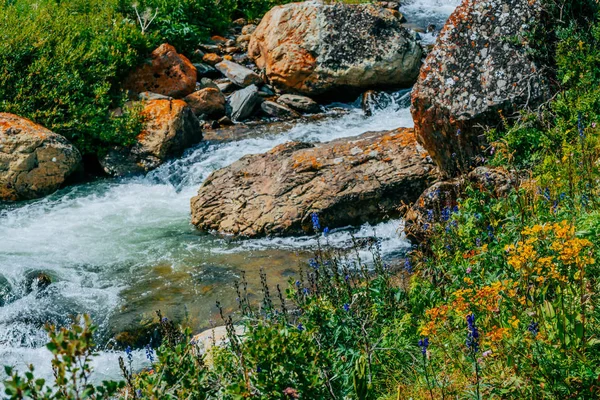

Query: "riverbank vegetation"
(4, 0), (600, 399)
(0, 0), (291, 156)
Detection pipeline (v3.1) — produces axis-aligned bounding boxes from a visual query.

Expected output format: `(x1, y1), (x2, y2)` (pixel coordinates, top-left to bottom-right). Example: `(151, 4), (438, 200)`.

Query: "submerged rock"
(0, 113), (82, 201)
(23, 270), (52, 296)
(361, 90), (394, 116)
(101, 99), (201, 176)
(411, 0), (551, 175)
(191, 128), (435, 237)
(124, 44), (197, 99)
(248, 1), (422, 98)
(0, 275), (12, 307)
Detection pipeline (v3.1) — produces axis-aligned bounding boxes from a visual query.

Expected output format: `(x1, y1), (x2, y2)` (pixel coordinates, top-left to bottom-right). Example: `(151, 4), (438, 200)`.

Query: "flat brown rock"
(191, 128), (436, 237)
(0, 113), (81, 201)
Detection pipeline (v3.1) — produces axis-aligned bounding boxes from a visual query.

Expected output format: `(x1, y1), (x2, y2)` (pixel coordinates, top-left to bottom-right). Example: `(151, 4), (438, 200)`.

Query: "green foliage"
(4, 315), (125, 399)
(4, 1), (600, 399)
(0, 0), (152, 156)
(122, 314), (215, 399)
(0, 0), (294, 157)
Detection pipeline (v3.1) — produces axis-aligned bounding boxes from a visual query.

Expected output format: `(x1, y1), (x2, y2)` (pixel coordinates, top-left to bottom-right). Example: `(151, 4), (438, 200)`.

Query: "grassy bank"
(0, 0), (292, 157)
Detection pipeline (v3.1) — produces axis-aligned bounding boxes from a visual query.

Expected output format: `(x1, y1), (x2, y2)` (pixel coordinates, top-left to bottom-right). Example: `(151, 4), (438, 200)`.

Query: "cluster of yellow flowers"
(505, 221), (594, 284)
(420, 305), (449, 337)
(452, 280), (512, 314)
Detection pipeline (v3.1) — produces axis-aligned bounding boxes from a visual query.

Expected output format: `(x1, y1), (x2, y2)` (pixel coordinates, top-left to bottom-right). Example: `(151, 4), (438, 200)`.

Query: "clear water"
(0, 95), (414, 380)
(0, 1), (460, 382)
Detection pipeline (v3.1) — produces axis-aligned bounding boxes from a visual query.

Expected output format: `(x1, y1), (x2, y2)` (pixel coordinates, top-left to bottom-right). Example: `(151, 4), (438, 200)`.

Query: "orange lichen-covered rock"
(124, 44), (197, 98)
(0, 113), (81, 201)
(203, 53), (223, 66)
(101, 99), (201, 176)
(411, 0), (551, 176)
(248, 1), (422, 99)
(190, 128), (436, 237)
(184, 88), (226, 118)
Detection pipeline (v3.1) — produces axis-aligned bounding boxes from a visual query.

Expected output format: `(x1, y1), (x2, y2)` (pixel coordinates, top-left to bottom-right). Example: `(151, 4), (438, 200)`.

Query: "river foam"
(0, 0), (460, 382)
(0, 93), (414, 382)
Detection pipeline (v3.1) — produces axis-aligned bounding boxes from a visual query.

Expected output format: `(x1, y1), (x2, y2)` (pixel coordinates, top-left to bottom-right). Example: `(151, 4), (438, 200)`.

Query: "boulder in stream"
(248, 1), (422, 99)
(191, 128), (436, 237)
(101, 99), (202, 176)
(0, 113), (82, 201)
(411, 0), (551, 176)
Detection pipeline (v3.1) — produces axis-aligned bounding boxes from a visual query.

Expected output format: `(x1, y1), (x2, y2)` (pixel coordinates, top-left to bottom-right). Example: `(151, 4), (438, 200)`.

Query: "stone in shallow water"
(191, 128), (436, 237)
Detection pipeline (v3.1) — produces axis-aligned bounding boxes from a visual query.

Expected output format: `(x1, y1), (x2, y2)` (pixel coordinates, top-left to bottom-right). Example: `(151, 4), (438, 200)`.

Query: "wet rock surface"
(124, 44), (197, 99)
(0, 113), (82, 201)
(248, 1), (422, 98)
(191, 128), (435, 237)
(411, 0), (551, 176)
(101, 99), (201, 176)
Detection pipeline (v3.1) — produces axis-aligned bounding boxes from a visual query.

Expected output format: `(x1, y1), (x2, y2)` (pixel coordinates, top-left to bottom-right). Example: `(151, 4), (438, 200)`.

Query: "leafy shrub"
(0, 0), (152, 156)
(4, 315), (124, 399)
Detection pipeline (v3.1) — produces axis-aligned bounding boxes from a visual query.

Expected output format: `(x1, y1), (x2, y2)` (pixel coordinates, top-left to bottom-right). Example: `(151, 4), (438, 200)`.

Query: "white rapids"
(0, 0), (460, 383)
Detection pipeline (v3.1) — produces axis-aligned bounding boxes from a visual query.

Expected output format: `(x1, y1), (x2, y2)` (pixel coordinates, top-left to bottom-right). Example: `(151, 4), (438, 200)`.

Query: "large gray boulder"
(248, 1), (422, 98)
(0, 113), (81, 201)
(191, 128), (436, 237)
(411, 0), (551, 176)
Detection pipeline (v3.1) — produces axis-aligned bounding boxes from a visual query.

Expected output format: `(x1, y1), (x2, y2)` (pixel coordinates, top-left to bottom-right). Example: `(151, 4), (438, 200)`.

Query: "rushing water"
(0, 0), (459, 383)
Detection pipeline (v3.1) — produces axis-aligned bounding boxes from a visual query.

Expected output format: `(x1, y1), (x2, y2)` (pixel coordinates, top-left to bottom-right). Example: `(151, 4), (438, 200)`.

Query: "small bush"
(0, 0), (153, 156)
